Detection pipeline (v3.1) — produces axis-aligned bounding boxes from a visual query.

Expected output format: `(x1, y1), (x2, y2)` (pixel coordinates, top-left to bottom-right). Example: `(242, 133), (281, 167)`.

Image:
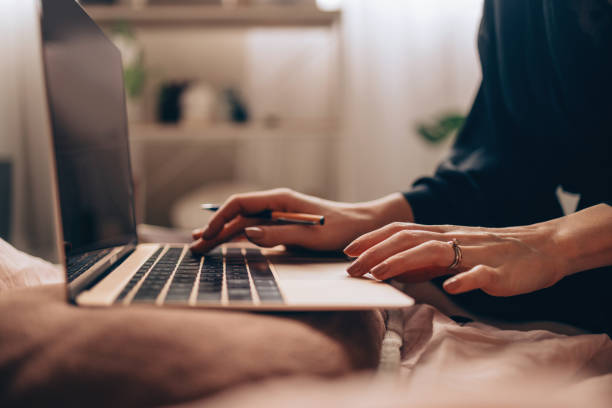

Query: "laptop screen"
(41, 0), (137, 259)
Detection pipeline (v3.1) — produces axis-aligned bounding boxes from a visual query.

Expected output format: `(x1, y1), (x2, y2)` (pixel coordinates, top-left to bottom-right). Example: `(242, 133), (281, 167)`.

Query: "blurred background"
(79, 0), (484, 231)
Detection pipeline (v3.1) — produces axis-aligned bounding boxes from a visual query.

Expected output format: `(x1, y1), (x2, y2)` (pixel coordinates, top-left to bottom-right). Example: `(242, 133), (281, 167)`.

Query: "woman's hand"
(344, 221), (568, 297)
(190, 189), (414, 254)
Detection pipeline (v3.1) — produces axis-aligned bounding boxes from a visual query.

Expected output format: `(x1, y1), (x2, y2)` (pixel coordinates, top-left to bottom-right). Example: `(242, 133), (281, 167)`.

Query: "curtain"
(337, 0), (484, 201)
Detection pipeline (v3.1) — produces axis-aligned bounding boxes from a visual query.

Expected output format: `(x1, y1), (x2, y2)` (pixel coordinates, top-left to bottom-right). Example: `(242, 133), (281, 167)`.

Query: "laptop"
(38, 0), (414, 311)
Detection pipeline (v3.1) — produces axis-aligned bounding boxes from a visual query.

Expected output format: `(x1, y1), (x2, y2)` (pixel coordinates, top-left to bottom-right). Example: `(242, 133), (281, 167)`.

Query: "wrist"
(544, 204), (612, 279)
(356, 193), (415, 231)
(537, 219), (573, 281)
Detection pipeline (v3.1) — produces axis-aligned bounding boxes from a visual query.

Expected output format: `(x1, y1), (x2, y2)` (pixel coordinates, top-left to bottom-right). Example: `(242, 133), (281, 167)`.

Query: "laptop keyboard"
(66, 248), (112, 282)
(115, 247), (283, 306)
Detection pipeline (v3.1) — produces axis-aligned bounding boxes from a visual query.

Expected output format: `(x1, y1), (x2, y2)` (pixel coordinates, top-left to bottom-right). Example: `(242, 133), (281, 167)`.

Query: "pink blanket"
(193, 303), (612, 407)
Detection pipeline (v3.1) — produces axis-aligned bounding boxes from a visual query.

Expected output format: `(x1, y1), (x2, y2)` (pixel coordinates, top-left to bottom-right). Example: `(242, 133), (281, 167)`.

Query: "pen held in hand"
(201, 204), (325, 226)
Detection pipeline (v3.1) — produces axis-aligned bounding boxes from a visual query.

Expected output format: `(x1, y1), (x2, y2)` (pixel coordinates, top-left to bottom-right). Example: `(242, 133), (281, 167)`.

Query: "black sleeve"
(404, 85), (565, 228)
(403, 1), (568, 228)
(402, 0), (612, 227)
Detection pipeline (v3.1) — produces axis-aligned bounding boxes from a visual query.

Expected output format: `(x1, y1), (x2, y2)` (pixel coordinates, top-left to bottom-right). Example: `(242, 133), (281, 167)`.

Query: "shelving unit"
(83, 3), (342, 226)
(85, 5), (340, 26)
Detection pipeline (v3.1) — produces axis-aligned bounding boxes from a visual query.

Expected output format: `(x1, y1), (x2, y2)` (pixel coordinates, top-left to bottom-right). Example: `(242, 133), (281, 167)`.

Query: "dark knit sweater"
(403, 0), (612, 334)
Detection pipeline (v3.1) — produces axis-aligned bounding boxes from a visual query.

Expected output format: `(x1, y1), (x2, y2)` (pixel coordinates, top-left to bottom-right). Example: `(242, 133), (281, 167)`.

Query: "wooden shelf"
(84, 5), (340, 27)
(128, 121), (338, 142)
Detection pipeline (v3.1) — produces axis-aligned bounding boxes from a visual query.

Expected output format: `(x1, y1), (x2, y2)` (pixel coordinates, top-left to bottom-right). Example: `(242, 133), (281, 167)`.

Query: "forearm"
(552, 203), (612, 277)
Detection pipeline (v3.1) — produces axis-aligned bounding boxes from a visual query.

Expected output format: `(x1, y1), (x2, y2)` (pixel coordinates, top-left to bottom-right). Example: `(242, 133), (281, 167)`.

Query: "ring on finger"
(448, 238), (462, 270)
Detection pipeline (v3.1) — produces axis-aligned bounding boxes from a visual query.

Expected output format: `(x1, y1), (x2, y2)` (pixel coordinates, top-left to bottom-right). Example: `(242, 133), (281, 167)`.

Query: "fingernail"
(347, 261), (364, 276)
(192, 228), (202, 236)
(370, 263), (389, 279)
(444, 278), (460, 292)
(343, 241), (360, 255)
(245, 227), (264, 239)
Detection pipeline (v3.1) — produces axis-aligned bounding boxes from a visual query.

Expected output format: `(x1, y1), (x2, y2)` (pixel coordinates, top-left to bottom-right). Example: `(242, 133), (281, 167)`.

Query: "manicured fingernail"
(343, 241), (360, 255)
(347, 261), (364, 276)
(245, 227), (264, 239)
(444, 278), (460, 292)
(192, 228), (202, 236)
(370, 263), (389, 279)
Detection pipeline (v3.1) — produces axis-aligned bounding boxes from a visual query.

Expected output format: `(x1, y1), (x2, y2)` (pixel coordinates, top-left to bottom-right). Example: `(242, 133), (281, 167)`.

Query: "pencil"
(201, 204), (325, 226)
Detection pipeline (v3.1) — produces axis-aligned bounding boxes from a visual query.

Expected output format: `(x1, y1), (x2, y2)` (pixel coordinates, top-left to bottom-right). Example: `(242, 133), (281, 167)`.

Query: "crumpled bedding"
(398, 304), (612, 384)
(183, 370), (612, 408)
(186, 304), (612, 408)
(0, 238), (63, 291)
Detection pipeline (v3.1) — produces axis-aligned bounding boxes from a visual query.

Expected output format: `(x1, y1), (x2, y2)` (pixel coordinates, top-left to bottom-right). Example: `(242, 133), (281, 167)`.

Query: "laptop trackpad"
(268, 256), (415, 309)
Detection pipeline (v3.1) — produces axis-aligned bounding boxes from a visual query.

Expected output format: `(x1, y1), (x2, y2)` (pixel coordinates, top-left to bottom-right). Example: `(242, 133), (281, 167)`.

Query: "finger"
(443, 265), (498, 295)
(344, 222), (449, 256)
(190, 216), (258, 253)
(244, 225), (316, 248)
(392, 267), (450, 283)
(367, 240), (456, 281)
(192, 228), (204, 240)
(346, 230), (444, 277)
(202, 189), (292, 240)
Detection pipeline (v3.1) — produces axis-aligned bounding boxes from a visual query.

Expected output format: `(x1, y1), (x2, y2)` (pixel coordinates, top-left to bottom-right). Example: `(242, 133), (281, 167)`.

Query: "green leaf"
(417, 113), (465, 144)
(124, 65), (145, 99)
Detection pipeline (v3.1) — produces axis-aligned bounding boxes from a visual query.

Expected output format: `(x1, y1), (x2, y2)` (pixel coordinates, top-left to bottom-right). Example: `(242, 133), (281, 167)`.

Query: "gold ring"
(448, 238), (462, 270)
